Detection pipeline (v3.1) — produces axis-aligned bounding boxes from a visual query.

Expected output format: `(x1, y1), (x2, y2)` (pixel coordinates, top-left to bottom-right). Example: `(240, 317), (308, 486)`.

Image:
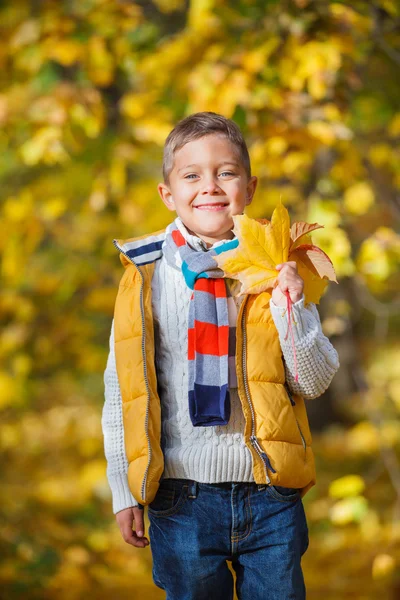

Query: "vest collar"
(113, 229), (166, 267)
(113, 217), (236, 266)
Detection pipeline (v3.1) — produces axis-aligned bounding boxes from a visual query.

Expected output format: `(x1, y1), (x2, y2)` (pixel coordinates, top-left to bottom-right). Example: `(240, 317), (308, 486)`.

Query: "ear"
(245, 176), (258, 206)
(158, 183), (175, 212)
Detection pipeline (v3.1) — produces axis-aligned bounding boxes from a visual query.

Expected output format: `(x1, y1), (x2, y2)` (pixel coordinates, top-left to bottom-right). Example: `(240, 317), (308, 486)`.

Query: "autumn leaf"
(216, 203), (289, 294)
(215, 200), (338, 305)
(290, 221), (324, 247)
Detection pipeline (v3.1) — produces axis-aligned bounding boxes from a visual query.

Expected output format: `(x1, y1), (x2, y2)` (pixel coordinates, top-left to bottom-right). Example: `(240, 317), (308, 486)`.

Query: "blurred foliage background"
(1, 0), (400, 598)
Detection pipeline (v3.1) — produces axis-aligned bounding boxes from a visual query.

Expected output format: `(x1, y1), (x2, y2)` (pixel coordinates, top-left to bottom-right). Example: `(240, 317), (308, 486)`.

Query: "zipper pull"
(250, 436), (277, 474)
(284, 382), (296, 406)
(261, 451), (277, 474)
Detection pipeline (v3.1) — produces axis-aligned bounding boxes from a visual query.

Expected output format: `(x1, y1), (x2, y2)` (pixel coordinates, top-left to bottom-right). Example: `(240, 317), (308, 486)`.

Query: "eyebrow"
(177, 161), (240, 173)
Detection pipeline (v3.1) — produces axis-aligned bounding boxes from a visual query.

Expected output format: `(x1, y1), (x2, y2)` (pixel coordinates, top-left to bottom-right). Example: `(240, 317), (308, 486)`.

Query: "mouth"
(193, 202), (229, 211)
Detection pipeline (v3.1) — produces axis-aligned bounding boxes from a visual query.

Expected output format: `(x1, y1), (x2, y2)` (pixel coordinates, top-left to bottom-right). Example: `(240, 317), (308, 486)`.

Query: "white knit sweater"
(102, 224), (340, 513)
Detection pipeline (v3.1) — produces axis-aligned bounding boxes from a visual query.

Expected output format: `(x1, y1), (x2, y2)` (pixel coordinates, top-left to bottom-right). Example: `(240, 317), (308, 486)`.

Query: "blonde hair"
(162, 111), (251, 185)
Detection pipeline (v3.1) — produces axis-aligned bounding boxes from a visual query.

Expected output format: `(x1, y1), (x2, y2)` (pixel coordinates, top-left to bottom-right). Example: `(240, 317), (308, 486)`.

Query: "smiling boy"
(157, 133), (257, 246)
(102, 111), (340, 599)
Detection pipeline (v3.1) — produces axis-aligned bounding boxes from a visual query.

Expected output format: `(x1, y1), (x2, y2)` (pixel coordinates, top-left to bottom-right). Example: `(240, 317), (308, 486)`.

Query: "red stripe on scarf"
(171, 229), (186, 247)
(194, 278), (226, 298)
(188, 322), (229, 358)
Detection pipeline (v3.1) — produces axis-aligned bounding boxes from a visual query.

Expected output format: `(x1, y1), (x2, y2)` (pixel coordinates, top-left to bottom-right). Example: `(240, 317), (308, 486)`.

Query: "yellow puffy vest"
(113, 227), (316, 506)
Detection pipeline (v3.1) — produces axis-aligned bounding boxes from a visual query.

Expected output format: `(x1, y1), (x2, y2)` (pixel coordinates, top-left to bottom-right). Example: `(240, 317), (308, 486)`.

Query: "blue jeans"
(147, 478), (309, 600)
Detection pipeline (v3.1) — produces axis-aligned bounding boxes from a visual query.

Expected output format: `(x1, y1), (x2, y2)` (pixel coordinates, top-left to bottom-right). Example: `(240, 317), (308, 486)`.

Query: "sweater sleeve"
(101, 318), (139, 513)
(269, 293), (340, 400)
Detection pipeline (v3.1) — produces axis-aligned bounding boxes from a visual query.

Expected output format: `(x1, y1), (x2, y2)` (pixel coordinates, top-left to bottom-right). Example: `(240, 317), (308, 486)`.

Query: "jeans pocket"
(266, 485), (301, 503)
(148, 479), (188, 517)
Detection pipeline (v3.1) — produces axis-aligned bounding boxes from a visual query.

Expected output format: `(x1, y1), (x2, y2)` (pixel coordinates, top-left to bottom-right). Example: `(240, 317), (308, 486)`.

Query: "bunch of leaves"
(215, 200), (338, 305)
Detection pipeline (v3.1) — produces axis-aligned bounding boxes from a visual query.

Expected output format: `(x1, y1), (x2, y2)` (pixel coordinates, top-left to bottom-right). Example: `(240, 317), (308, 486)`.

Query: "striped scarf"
(163, 218), (239, 427)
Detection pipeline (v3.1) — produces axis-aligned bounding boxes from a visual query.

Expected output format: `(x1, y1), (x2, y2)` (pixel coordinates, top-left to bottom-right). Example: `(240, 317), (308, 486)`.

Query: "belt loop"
(187, 481), (198, 498)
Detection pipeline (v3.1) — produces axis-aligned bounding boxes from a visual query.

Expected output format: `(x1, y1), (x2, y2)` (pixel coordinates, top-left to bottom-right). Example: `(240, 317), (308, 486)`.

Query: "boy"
(102, 112), (340, 599)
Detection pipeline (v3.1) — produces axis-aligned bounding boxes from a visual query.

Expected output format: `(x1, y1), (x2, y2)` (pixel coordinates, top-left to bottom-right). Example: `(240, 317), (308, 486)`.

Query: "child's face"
(158, 134), (258, 247)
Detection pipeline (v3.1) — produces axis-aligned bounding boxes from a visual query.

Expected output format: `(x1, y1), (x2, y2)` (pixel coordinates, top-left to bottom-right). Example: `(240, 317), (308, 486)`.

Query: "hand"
(271, 261), (304, 307)
(116, 506), (150, 548)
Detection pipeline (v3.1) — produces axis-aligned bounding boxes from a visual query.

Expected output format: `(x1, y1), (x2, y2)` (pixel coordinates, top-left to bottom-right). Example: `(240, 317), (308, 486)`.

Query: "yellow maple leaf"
(215, 200), (338, 305)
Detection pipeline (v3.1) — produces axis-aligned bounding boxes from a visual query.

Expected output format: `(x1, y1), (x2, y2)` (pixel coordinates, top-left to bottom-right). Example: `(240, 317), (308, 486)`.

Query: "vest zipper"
(284, 382), (307, 456)
(240, 296), (276, 485)
(113, 242), (152, 502)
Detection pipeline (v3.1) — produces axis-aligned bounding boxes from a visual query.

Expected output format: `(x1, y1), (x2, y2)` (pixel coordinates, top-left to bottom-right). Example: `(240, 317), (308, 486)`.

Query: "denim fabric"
(147, 478), (309, 600)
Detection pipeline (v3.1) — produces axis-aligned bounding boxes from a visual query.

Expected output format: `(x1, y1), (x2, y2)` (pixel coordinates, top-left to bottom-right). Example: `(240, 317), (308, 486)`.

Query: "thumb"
(133, 506), (145, 537)
(275, 264), (282, 270)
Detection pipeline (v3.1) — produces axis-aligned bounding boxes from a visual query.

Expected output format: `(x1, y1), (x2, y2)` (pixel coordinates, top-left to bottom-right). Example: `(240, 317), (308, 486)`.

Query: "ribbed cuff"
(109, 473), (139, 514)
(269, 293), (314, 345)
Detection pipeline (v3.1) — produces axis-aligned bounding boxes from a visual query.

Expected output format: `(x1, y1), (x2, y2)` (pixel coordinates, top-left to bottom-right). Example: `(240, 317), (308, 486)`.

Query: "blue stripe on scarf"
(189, 384), (230, 426)
(213, 238), (239, 255)
(182, 261), (209, 289)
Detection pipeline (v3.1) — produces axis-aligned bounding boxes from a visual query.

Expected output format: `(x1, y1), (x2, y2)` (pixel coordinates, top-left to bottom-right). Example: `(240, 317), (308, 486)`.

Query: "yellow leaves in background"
(307, 196), (355, 277)
(79, 459), (108, 498)
(372, 554), (397, 580)
(329, 476), (368, 525)
(28, 96), (67, 126)
(347, 421), (380, 454)
(86, 36), (114, 87)
(132, 118), (173, 145)
(40, 197), (67, 221)
(25, 87), (105, 143)
(3, 192), (34, 222)
(84, 287), (118, 314)
(214, 201), (337, 304)
(344, 181), (375, 215)
(20, 126), (69, 165)
(45, 38), (83, 66)
(153, 0), (186, 12)
(120, 92), (158, 120)
(70, 99), (105, 139)
(241, 38), (280, 74)
(36, 477), (87, 509)
(187, 0), (219, 33)
(86, 530), (110, 553)
(281, 39), (342, 99)
(330, 496), (369, 525)
(329, 474), (366, 498)
(0, 371), (18, 409)
(9, 19), (40, 50)
(356, 226), (400, 287)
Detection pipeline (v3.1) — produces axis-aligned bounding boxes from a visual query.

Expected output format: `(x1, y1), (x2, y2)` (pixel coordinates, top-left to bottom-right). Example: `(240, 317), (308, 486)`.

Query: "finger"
(128, 532), (150, 548)
(121, 527), (150, 548)
(276, 277), (288, 293)
(133, 507), (145, 538)
(276, 261), (297, 272)
(119, 516), (149, 548)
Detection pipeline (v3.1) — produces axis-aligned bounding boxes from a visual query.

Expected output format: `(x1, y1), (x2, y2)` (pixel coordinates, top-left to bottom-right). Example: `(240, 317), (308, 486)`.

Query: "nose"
(201, 178), (223, 195)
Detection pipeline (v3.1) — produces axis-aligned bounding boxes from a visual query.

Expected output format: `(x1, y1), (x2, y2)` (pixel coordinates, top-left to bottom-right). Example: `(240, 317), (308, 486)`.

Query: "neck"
(185, 227), (234, 248)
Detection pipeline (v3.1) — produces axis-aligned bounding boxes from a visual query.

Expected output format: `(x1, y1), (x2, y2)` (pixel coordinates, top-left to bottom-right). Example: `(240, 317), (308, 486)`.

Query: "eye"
(184, 171), (235, 180)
